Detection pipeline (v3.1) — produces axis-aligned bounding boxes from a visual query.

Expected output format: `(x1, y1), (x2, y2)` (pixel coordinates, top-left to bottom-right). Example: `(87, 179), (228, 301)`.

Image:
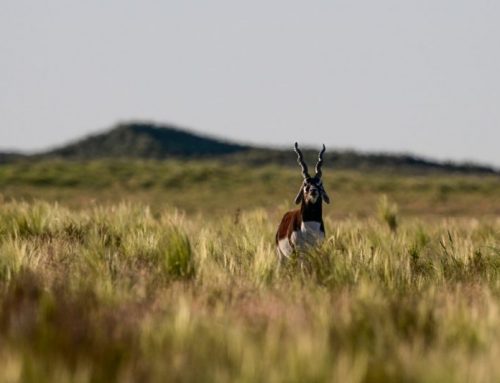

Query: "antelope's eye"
(305, 185), (310, 192)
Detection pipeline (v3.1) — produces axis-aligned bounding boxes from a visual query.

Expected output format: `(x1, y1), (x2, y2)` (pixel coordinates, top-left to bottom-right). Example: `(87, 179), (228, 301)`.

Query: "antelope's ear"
(294, 186), (304, 204)
(321, 190), (331, 204)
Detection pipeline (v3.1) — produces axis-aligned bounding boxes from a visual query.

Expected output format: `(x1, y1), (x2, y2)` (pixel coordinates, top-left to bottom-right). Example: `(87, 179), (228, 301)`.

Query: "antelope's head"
(293, 143), (330, 205)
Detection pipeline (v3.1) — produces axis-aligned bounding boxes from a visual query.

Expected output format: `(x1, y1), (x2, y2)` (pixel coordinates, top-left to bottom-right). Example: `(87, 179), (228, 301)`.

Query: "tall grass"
(0, 200), (499, 382)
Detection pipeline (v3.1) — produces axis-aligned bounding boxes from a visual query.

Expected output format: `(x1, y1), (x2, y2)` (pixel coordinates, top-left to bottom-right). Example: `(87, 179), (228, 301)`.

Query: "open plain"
(0, 160), (499, 382)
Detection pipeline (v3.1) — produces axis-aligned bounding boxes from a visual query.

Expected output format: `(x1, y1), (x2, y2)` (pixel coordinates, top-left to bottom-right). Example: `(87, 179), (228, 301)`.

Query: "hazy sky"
(1, 1), (499, 166)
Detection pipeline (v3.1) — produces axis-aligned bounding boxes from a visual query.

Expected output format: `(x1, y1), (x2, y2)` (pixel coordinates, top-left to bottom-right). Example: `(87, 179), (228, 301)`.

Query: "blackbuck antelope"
(276, 143), (330, 260)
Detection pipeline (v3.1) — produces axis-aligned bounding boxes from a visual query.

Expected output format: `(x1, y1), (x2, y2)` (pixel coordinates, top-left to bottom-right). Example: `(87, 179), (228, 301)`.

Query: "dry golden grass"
(0, 161), (499, 382)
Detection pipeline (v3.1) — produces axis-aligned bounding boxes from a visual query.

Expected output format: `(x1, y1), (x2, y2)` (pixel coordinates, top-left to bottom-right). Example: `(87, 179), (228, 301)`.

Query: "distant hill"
(44, 123), (249, 159)
(229, 148), (499, 174)
(0, 152), (26, 164)
(1, 121), (497, 174)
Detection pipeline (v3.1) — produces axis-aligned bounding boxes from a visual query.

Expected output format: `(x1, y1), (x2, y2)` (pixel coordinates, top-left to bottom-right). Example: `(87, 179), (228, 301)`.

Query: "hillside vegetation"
(45, 123), (248, 159)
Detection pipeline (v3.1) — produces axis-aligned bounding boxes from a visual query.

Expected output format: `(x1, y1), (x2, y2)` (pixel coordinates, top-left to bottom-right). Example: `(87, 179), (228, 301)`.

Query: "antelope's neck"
(300, 200), (322, 223)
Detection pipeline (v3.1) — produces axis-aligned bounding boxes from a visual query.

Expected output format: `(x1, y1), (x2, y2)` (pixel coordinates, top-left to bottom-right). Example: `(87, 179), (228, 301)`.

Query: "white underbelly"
(278, 222), (324, 258)
(295, 221), (324, 249)
(278, 237), (294, 258)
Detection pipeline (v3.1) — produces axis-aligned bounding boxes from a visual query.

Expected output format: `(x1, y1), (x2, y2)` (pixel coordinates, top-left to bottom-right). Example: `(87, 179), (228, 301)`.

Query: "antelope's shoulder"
(276, 209), (302, 238)
(282, 209), (302, 227)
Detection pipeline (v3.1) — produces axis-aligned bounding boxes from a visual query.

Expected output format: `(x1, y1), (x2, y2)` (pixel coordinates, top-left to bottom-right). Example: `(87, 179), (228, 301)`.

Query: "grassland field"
(0, 160), (499, 382)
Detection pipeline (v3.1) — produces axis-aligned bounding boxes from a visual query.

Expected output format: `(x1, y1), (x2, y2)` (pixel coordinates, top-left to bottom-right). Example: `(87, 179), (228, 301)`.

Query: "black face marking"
(303, 178), (321, 191)
(300, 177), (329, 204)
